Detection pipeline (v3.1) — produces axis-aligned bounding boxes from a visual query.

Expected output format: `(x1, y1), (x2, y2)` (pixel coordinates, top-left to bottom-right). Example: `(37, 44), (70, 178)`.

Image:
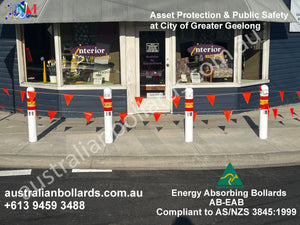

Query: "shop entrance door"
(136, 29), (172, 113)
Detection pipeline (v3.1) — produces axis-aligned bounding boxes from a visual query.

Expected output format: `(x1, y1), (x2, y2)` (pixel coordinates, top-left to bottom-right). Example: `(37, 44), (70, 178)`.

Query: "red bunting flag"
(135, 97), (144, 108)
(193, 112), (197, 122)
(17, 108), (24, 113)
(242, 92), (251, 104)
(99, 96), (104, 107)
(48, 111), (57, 121)
(20, 90), (26, 102)
(206, 95), (216, 106)
(84, 112), (93, 124)
(2, 88), (10, 96)
(272, 108), (278, 120)
(27, 91), (37, 102)
(223, 110), (233, 122)
(172, 96), (181, 108)
(0, 106), (4, 109)
(64, 94), (74, 106)
(153, 112), (161, 122)
(119, 112), (128, 123)
(290, 108), (294, 117)
(297, 91), (300, 100)
(279, 91), (284, 102)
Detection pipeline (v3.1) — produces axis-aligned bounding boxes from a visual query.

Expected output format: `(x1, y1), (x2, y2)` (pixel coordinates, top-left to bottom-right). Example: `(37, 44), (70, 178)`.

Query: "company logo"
(70, 45), (109, 57)
(4, 1), (37, 20)
(216, 163), (244, 189)
(188, 44), (225, 56)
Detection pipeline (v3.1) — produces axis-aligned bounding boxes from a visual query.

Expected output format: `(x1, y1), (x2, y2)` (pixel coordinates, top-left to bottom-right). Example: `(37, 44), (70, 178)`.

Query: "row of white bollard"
(184, 85), (269, 142)
(26, 87), (114, 144)
(26, 85), (269, 143)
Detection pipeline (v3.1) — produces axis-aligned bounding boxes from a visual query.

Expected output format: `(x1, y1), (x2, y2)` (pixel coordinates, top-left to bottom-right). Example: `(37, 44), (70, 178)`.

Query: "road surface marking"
(0, 169), (32, 177)
(72, 169), (112, 173)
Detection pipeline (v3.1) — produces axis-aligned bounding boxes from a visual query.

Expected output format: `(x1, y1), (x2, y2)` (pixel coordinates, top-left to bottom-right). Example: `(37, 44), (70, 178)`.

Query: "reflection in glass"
(24, 24), (55, 83)
(176, 24), (234, 83)
(60, 23), (120, 85)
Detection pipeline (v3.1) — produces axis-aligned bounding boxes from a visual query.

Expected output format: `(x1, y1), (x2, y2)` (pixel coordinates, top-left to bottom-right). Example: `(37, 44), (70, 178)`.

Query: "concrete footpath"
(0, 103), (300, 170)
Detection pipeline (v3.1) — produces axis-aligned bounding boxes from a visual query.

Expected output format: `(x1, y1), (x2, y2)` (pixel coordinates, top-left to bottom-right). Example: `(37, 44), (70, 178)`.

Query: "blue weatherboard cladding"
(56, 89), (127, 118)
(268, 0), (300, 107)
(16, 88), (127, 118)
(238, 85), (260, 111)
(0, 23), (17, 112)
(173, 88), (238, 114)
(172, 86), (261, 115)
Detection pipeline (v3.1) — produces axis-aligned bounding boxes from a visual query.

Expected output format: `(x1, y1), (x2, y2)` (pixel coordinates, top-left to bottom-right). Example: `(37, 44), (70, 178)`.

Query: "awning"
(0, 0), (296, 24)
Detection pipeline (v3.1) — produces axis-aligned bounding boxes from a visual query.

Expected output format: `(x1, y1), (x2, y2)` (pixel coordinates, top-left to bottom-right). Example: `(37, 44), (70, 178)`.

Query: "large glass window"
(19, 22), (269, 89)
(176, 24), (234, 84)
(242, 23), (265, 82)
(60, 22), (120, 85)
(24, 24), (55, 83)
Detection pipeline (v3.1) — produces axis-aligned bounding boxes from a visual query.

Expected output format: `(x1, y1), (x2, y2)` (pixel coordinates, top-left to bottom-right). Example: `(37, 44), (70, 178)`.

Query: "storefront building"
(0, 0), (299, 117)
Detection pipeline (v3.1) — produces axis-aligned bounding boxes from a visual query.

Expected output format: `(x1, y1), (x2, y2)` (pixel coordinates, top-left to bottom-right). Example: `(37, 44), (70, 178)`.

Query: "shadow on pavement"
(113, 120), (125, 141)
(96, 127), (103, 132)
(64, 126), (72, 131)
(201, 120), (208, 125)
(143, 121), (149, 126)
(173, 120), (180, 126)
(37, 117), (65, 141)
(156, 127), (163, 132)
(218, 125), (226, 131)
(231, 118), (237, 123)
(0, 112), (14, 122)
(294, 118), (300, 122)
(243, 115), (259, 137)
(172, 216), (194, 225)
(86, 121), (95, 125)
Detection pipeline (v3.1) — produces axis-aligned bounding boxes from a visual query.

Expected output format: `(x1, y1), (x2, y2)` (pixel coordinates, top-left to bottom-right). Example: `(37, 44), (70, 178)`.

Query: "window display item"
(191, 73), (201, 83)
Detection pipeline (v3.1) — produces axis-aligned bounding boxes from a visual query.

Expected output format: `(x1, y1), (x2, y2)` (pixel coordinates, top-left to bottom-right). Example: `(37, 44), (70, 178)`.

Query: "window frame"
(16, 23), (126, 90)
(173, 22), (270, 88)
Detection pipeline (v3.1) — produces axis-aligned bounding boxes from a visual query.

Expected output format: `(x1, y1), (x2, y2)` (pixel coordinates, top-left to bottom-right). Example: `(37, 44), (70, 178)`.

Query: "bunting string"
(0, 88), (299, 123)
(0, 106), (293, 115)
(1, 87), (299, 98)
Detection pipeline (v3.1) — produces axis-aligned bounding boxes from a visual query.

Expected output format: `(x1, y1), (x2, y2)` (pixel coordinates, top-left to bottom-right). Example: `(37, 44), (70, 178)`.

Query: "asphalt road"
(0, 166), (299, 225)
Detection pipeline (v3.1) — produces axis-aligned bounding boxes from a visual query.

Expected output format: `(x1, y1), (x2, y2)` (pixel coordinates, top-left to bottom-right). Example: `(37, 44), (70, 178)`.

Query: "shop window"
(24, 24), (55, 83)
(176, 25), (234, 84)
(60, 23), (120, 85)
(242, 23), (264, 82)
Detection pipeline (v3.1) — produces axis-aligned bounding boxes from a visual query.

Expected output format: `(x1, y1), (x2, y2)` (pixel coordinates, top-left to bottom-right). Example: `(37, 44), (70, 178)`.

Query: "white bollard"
(259, 85), (269, 139)
(27, 87), (37, 143)
(104, 87), (113, 144)
(185, 88), (193, 143)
